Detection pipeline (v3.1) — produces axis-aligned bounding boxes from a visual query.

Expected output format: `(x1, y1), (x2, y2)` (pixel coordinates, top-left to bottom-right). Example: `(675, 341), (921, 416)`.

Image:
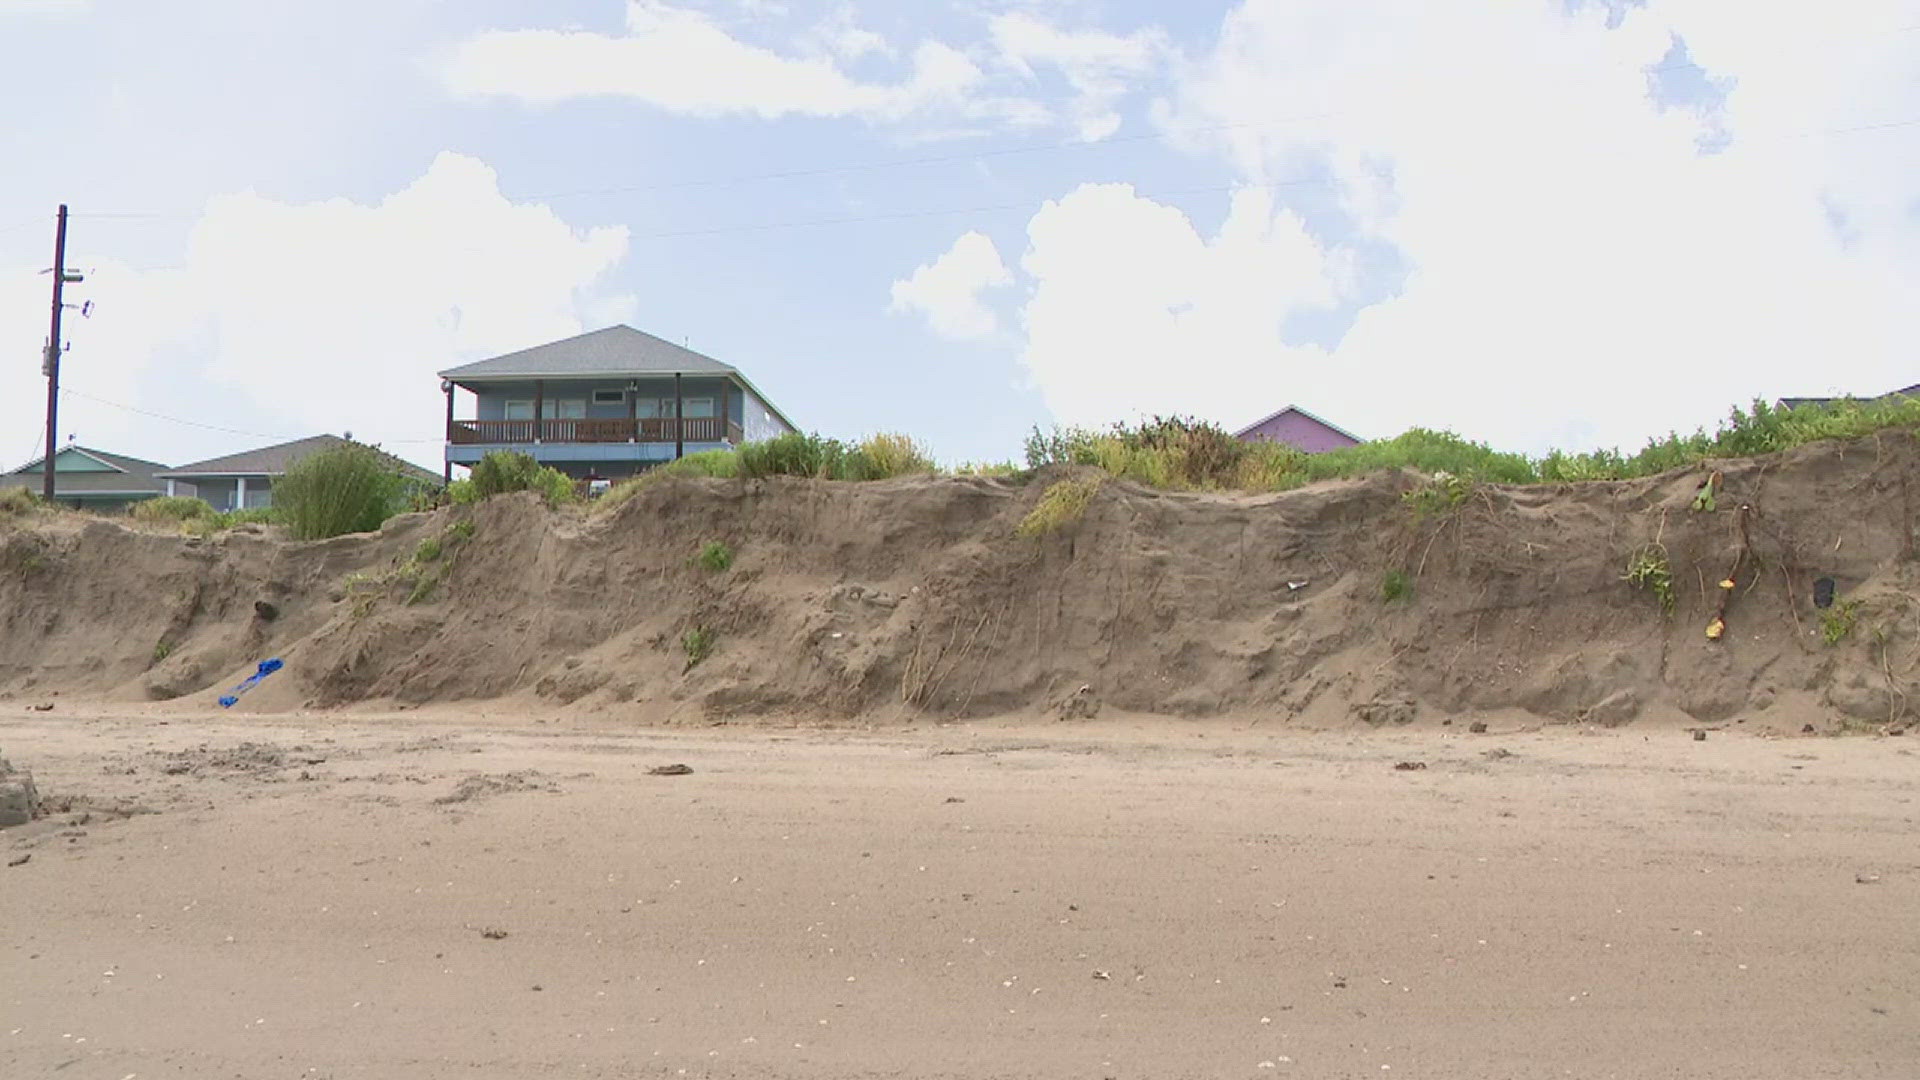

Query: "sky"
(1, 0), (1916, 473)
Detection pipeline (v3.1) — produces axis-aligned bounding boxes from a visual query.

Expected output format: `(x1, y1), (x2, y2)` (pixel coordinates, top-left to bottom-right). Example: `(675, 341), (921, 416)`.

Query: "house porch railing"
(449, 418), (745, 446)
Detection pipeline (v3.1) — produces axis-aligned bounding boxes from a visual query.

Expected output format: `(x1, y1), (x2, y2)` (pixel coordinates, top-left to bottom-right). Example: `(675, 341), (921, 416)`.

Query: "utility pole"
(42, 205), (80, 501)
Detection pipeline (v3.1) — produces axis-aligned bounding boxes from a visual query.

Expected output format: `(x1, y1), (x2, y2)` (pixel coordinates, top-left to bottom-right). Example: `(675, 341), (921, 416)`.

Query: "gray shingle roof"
(1778, 382), (1920, 411)
(7, 446), (171, 478)
(439, 325), (738, 381)
(438, 324), (799, 432)
(1, 446), (176, 498)
(156, 435), (440, 485)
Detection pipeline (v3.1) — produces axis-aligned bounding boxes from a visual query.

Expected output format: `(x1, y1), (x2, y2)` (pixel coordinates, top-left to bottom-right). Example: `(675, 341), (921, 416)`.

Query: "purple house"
(1234, 405), (1363, 453)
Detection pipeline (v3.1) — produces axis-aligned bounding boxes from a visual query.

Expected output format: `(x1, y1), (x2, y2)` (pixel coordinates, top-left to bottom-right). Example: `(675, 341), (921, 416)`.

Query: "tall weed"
(469, 451), (575, 504)
(276, 443), (408, 540)
(846, 432), (935, 480)
(737, 432), (849, 479)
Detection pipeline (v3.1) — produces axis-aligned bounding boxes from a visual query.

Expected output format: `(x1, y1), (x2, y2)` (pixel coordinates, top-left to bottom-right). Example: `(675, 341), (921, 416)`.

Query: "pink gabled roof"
(1233, 404), (1364, 443)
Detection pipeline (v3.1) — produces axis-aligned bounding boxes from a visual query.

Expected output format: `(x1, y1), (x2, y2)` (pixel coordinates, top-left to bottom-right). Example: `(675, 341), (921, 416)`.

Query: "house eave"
(1234, 404), (1365, 445)
(443, 370), (800, 436)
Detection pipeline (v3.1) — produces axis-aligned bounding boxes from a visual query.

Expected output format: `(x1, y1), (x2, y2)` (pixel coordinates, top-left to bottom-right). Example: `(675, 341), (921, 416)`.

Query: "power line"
(58, 386), (302, 441)
(59, 386), (447, 445)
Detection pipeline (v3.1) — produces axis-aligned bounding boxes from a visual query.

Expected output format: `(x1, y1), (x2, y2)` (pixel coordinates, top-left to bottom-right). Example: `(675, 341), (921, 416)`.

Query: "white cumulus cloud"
(0, 152), (630, 469)
(1003, 0), (1920, 453)
(442, 0), (983, 123)
(990, 12), (1167, 141)
(889, 230), (1014, 340)
(1019, 183), (1334, 427)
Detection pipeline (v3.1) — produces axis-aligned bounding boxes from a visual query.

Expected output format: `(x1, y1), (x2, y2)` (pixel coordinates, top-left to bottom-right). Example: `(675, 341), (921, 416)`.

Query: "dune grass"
(0, 487), (38, 516)
(573, 394), (1920, 516)
(1024, 396), (1920, 494)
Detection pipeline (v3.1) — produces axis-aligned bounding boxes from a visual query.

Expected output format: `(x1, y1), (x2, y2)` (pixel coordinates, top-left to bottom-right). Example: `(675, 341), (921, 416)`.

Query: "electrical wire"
(57, 386), (302, 441)
(58, 386), (447, 445)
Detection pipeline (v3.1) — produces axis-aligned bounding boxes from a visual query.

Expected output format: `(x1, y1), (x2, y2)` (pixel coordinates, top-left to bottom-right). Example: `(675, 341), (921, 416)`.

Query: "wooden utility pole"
(42, 205), (72, 501)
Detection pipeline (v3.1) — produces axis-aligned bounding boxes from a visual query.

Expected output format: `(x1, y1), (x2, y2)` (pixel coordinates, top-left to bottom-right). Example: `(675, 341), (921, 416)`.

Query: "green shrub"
(133, 495), (216, 525)
(1402, 472), (1475, 519)
(1025, 417), (1298, 491)
(682, 626), (716, 669)
(275, 443), (408, 540)
(449, 519), (476, 541)
(415, 536), (443, 563)
(152, 638), (173, 662)
(1820, 599), (1861, 646)
(1024, 425), (1102, 468)
(694, 541), (733, 573)
(1623, 545), (1676, 615)
(737, 432), (849, 479)
(1381, 569), (1412, 602)
(215, 507), (282, 529)
(468, 451), (575, 504)
(1016, 475), (1102, 538)
(447, 478), (478, 505)
(1306, 428), (1537, 485)
(845, 432), (935, 480)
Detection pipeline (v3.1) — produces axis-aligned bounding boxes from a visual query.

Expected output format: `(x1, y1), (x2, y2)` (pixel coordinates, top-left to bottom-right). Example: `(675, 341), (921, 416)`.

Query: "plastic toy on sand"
(218, 658), (284, 708)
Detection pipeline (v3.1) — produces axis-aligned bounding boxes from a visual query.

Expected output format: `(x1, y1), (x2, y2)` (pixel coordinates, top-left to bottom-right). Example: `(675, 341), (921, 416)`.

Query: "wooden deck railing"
(449, 418), (744, 445)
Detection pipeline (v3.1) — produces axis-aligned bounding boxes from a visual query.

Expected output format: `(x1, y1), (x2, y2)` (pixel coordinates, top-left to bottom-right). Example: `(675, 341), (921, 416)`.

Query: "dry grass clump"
(1015, 475), (1103, 538)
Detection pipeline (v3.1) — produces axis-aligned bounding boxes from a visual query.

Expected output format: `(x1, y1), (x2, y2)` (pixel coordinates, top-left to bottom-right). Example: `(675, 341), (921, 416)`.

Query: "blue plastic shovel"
(218, 658), (284, 708)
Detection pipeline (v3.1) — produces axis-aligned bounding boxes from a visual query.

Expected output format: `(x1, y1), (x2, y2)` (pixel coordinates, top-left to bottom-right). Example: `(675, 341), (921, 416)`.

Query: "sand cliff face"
(3, 433), (1917, 729)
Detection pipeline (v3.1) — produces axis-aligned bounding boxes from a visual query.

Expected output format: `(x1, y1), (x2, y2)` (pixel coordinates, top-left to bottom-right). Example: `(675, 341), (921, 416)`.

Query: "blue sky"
(2, 0), (1916, 472)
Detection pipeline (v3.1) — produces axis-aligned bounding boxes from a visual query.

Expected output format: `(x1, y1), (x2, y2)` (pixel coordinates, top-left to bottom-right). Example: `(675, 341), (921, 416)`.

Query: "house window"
(635, 397), (716, 418)
(505, 399), (587, 420)
(591, 389), (625, 406)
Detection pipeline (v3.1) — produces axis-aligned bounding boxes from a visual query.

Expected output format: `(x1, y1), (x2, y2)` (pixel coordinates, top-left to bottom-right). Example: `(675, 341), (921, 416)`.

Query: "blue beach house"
(438, 326), (797, 482)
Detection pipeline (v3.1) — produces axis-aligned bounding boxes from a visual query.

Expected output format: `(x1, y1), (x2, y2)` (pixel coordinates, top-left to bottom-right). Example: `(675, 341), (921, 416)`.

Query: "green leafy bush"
(845, 433), (935, 480)
(468, 451), (576, 504)
(1024, 417), (1309, 492)
(1305, 428), (1537, 485)
(694, 541), (733, 573)
(216, 507), (282, 528)
(275, 443), (408, 540)
(1623, 546), (1676, 615)
(1381, 569), (1412, 602)
(1023, 425), (1102, 468)
(133, 496), (217, 525)
(1820, 599), (1861, 646)
(737, 432), (850, 479)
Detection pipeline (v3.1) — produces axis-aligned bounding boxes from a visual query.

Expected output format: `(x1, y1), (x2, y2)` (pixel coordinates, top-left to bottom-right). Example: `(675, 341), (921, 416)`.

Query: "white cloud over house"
(986, 0), (1920, 453)
(0, 153), (631, 467)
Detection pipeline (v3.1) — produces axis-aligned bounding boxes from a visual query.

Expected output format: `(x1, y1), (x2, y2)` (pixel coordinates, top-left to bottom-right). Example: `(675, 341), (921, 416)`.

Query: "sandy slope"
(5, 432), (1920, 730)
(4, 705), (1916, 1079)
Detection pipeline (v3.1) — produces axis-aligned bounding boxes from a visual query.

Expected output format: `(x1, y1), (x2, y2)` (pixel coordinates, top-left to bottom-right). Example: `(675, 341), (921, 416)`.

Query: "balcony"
(449, 417), (744, 446)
